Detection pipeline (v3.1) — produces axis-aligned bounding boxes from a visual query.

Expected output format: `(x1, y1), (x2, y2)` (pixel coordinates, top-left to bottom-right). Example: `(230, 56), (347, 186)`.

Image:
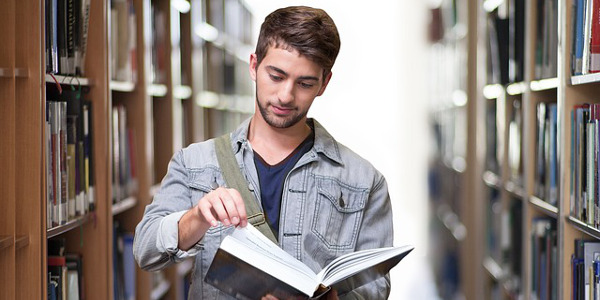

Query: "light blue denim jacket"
(133, 118), (394, 299)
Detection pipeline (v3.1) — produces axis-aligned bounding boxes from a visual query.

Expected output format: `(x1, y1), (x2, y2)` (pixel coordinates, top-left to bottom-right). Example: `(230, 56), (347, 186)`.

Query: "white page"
(317, 245), (413, 287)
(220, 225), (319, 295)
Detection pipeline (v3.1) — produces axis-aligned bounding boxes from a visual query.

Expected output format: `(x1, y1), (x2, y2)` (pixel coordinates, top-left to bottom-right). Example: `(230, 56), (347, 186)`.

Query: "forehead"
(261, 46), (323, 79)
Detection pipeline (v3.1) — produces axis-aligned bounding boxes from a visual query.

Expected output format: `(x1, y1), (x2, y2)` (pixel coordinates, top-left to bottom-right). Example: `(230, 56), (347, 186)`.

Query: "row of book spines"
(535, 102), (559, 205)
(570, 103), (600, 228)
(45, 0), (91, 76)
(534, 0), (559, 79)
(48, 254), (84, 300)
(113, 224), (135, 300)
(111, 105), (138, 203)
(530, 218), (558, 299)
(571, 239), (600, 300)
(110, 0), (137, 83)
(46, 99), (94, 229)
(571, 0), (600, 75)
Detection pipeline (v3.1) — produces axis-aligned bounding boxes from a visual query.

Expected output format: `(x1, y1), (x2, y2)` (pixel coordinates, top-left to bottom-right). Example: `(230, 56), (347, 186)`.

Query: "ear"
(249, 53), (258, 81)
(317, 71), (332, 96)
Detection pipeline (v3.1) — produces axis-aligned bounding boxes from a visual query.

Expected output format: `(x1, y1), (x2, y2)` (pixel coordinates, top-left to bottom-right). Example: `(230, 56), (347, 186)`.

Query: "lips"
(271, 105), (294, 115)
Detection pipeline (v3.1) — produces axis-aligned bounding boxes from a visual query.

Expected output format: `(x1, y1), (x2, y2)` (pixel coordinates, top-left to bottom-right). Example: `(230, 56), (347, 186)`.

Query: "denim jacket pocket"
(187, 167), (228, 236)
(311, 176), (368, 250)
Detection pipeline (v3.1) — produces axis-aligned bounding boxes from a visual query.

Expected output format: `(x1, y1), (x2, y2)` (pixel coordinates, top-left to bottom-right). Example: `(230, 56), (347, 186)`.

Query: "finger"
(226, 188), (248, 226)
(197, 200), (218, 227)
(208, 192), (232, 226)
(200, 188), (231, 226)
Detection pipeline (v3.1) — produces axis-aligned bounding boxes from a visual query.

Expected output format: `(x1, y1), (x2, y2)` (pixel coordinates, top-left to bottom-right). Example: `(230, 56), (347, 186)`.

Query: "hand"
(325, 289), (339, 300)
(196, 187), (248, 228)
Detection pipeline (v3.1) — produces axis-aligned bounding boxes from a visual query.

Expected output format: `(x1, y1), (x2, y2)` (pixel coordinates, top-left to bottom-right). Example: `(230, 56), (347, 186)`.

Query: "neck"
(248, 115), (311, 164)
(248, 115), (311, 146)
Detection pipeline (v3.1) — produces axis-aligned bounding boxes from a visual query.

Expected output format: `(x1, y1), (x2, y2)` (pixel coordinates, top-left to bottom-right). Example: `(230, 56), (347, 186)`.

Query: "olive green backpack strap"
(214, 134), (278, 243)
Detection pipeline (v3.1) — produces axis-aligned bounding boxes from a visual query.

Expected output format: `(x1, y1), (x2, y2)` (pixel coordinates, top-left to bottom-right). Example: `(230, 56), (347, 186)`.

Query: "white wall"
(244, 1), (436, 298)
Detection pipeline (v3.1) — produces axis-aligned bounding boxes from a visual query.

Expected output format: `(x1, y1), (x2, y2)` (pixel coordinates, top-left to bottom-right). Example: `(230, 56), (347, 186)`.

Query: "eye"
(269, 74), (283, 82)
(299, 82), (314, 89)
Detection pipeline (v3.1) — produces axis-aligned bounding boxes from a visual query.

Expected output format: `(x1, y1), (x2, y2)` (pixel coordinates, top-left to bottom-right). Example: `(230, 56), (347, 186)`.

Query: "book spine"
(59, 102), (69, 224)
(590, 0), (600, 72)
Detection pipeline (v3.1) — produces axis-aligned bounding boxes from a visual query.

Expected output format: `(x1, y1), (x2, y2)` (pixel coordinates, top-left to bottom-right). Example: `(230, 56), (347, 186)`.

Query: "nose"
(277, 80), (295, 104)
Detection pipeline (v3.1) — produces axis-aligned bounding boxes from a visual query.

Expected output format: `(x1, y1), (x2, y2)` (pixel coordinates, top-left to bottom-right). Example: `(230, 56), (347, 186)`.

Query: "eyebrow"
(266, 65), (320, 81)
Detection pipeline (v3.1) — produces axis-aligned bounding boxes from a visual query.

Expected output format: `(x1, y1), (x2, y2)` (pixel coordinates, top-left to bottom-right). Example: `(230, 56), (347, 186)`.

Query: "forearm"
(178, 207), (211, 251)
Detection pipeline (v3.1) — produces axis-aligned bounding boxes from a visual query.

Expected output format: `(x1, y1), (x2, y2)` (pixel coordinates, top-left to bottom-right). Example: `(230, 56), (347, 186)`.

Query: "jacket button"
(210, 181), (219, 190)
(339, 197), (345, 208)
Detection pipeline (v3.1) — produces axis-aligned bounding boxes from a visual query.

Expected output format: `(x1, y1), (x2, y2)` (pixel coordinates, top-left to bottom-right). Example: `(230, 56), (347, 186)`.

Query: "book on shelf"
(111, 105), (138, 203)
(45, 0), (91, 76)
(46, 86), (95, 228)
(110, 0), (137, 82)
(509, 0), (525, 82)
(573, 239), (600, 299)
(570, 103), (600, 227)
(204, 224), (413, 299)
(591, 0), (600, 73)
(530, 218), (557, 299)
(573, 0), (600, 74)
(534, 0), (558, 79)
(113, 222), (135, 300)
(48, 238), (84, 300)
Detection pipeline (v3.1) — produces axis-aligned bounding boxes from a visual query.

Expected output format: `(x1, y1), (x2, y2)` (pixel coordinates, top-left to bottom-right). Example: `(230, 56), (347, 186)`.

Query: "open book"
(204, 224), (413, 299)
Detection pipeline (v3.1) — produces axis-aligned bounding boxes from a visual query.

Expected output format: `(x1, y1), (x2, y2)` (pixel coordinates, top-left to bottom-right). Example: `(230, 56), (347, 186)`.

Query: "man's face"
(249, 46), (331, 129)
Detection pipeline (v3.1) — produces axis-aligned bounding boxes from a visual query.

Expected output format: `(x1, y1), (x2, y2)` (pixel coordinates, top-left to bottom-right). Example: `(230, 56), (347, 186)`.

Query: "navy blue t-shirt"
(253, 132), (314, 235)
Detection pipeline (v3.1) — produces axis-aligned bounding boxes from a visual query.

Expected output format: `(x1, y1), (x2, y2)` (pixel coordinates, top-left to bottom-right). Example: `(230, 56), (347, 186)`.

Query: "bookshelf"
(429, 0), (600, 298)
(0, 0), (253, 299)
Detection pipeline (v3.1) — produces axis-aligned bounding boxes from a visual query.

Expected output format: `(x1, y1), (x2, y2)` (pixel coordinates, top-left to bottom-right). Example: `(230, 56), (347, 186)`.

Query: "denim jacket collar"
(230, 117), (343, 165)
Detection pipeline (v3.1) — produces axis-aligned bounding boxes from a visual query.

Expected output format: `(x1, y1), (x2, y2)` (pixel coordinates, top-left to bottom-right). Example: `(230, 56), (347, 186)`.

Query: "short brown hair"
(254, 6), (341, 78)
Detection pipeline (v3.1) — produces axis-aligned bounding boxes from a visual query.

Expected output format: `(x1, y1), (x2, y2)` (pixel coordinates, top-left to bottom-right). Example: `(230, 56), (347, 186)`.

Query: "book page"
(220, 225), (319, 295)
(317, 245), (414, 287)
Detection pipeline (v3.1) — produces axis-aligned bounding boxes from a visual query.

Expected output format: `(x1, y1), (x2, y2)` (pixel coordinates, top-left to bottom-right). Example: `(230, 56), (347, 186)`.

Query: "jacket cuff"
(157, 210), (204, 261)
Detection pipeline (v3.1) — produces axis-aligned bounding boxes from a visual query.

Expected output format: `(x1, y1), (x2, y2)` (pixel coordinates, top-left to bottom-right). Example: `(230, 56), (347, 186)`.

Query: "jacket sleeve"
(133, 150), (203, 271)
(341, 174), (394, 299)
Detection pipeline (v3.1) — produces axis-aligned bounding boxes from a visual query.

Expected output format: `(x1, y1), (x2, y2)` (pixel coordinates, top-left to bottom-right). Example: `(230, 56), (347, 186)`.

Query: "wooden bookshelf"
(430, 0), (600, 298)
(0, 0), (253, 298)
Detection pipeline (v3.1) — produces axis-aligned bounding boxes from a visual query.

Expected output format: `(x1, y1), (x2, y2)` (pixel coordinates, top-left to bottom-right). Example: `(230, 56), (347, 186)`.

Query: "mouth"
(271, 105), (295, 115)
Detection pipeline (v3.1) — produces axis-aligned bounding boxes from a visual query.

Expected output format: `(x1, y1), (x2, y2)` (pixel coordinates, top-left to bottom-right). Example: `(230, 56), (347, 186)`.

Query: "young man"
(134, 6), (393, 299)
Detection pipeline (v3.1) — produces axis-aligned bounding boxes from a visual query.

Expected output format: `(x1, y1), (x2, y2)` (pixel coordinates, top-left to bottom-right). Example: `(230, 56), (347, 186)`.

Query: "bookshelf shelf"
(15, 235), (29, 250)
(14, 68), (29, 78)
(483, 0), (504, 12)
(150, 279), (171, 300)
(529, 196), (558, 218)
(506, 82), (528, 96)
(504, 180), (525, 199)
(437, 205), (467, 242)
(148, 83), (168, 97)
(174, 85), (193, 99)
(0, 68), (11, 77)
(0, 236), (13, 250)
(44, 74), (93, 86)
(530, 78), (558, 91)
(483, 84), (504, 99)
(110, 80), (136, 92)
(570, 73), (600, 85)
(483, 256), (505, 282)
(482, 170), (502, 189)
(567, 216), (600, 240)
(46, 214), (91, 239)
(112, 197), (138, 216)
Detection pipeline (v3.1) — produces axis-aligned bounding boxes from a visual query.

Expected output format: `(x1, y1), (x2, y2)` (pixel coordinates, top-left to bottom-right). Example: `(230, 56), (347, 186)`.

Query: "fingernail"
(223, 218), (230, 225)
(232, 217), (239, 224)
(210, 220), (218, 227)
